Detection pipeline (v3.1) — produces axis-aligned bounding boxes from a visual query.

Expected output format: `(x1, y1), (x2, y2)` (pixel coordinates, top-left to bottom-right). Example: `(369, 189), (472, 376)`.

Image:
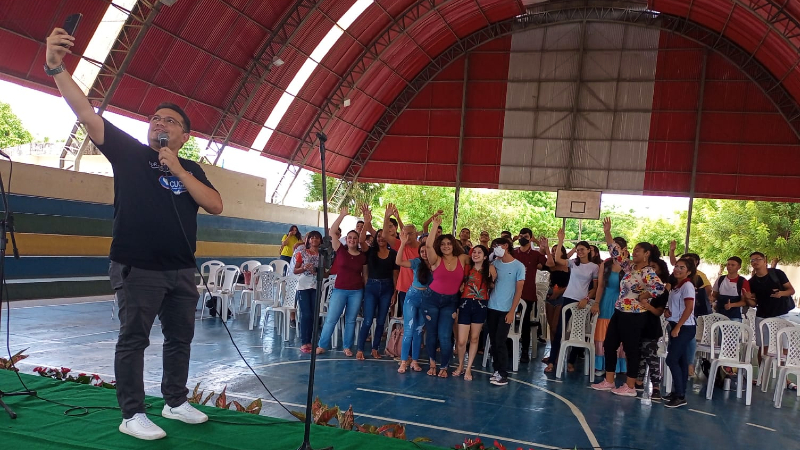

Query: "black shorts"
(458, 298), (488, 325)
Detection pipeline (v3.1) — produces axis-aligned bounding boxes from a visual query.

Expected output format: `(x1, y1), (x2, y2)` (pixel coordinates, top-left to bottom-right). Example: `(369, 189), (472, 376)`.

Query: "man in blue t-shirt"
(487, 237), (526, 386)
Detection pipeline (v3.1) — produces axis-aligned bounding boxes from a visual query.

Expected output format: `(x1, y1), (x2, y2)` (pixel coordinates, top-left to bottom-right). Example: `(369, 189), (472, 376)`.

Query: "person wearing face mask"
(486, 237), (526, 386)
(513, 228), (549, 362)
(544, 230), (599, 374)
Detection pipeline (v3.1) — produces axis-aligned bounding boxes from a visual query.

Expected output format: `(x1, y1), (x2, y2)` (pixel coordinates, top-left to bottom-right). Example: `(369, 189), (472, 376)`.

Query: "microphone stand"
(0, 156), (33, 419)
(297, 132), (333, 450)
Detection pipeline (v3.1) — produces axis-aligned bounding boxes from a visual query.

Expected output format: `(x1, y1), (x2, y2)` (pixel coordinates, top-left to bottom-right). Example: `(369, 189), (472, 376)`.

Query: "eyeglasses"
(149, 115), (186, 131)
(750, 258), (764, 263)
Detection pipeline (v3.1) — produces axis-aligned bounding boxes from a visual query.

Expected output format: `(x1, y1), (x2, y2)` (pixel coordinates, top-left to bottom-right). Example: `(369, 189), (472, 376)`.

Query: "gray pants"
(110, 261), (197, 419)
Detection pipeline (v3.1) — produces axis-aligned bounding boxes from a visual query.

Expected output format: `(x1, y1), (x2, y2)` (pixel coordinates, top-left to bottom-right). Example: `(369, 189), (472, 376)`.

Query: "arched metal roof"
(1, 0), (799, 202)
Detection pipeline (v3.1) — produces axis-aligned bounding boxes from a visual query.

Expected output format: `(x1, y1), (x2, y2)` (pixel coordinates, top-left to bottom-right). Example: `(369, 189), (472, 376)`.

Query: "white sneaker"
(162, 401), (208, 424)
(119, 413), (166, 440)
(490, 371), (501, 382)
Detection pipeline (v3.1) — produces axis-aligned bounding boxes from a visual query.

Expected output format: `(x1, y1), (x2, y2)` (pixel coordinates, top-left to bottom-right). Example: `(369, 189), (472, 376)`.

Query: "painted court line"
(746, 423), (776, 432)
(355, 387), (445, 403)
(689, 409), (715, 417)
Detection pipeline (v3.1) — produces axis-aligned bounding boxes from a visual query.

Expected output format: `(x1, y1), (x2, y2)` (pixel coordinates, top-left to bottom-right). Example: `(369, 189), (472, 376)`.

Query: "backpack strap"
(736, 276), (744, 297)
(768, 268), (781, 286)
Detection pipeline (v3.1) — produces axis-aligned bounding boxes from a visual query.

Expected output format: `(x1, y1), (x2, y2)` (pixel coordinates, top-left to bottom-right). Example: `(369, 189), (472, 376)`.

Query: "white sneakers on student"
(119, 413), (167, 440)
(162, 401), (209, 424)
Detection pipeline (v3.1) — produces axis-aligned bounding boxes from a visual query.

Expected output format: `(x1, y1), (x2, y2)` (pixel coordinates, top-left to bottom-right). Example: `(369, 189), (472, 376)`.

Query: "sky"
(0, 78), (690, 219)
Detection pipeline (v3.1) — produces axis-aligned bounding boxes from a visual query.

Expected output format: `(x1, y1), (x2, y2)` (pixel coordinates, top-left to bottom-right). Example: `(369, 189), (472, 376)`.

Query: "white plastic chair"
(277, 276), (299, 341)
(318, 278), (341, 348)
(236, 260), (262, 311)
(197, 260), (224, 308)
(250, 265), (282, 337)
(705, 321), (756, 405)
(744, 308), (758, 362)
(210, 265), (241, 323)
(773, 326), (800, 408)
(694, 313), (730, 370)
(270, 259), (290, 277)
(555, 303), (597, 379)
(758, 317), (794, 391)
(482, 301), (527, 373)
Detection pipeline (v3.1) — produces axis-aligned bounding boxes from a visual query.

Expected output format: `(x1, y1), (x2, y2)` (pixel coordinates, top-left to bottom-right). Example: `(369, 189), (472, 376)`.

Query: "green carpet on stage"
(0, 371), (443, 449)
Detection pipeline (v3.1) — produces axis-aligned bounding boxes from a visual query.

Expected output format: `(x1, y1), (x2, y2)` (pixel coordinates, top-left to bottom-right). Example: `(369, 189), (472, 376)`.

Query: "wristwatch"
(44, 63), (65, 76)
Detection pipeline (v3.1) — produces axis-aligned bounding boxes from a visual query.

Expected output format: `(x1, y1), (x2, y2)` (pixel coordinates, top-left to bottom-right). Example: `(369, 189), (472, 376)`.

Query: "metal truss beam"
(270, 0), (475, 204)
(205, 0), (321, 165)
(61, 0), (161, 170)
(330, 3), (800, 203)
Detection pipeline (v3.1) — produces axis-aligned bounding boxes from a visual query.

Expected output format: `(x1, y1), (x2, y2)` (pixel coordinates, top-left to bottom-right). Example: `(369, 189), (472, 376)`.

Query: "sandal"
(544, 363), (554, 373)
(567, 364), (576, 373)
(452, 367), (464, 377)
(315, 347), (326, 355)
(438, 369), (449, 378)
(541, 357), (550, 364)
(398, 361), (408, 374)
(343, 349), (353, 357)
(427, 366), (437, 376)
(356, 351), (365, 361)
(788, 382), (798, 391)
(410, 361), (423, 372)
(371, 349), (381, 359)
(464, 371), (473, 381)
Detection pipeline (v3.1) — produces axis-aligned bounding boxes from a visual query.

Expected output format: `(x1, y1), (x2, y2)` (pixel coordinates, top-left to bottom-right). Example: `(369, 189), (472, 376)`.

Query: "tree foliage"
(305, 173), (383, 209)
(0, 102), (33, 150)
(179, 136), (201, 161)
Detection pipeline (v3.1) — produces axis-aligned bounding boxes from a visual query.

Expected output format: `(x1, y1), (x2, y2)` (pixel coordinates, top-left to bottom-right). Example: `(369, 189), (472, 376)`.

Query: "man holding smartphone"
(45, 25), (223, 440)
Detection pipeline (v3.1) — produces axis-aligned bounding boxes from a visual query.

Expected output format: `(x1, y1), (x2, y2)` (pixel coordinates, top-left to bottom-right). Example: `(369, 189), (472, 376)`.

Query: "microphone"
(157, 132), (170, 173)
(0, 150), (10, 159)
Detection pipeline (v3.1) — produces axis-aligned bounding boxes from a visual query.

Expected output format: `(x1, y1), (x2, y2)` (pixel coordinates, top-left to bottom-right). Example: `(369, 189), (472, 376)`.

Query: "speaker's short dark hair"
(155, 102), (191, 132)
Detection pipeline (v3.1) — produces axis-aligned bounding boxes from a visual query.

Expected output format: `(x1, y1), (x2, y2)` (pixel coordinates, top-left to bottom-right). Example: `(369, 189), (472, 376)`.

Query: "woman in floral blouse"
(453, 245), (496, 381)
(592, 218), (665, 397)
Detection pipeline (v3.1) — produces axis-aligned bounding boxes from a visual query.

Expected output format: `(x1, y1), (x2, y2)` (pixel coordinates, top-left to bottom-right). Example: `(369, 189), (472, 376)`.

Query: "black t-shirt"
(642, 291), (669, 340)
(94, 119), (216, 270)
(365, 245), (399, 280)
(749, 269), (792, 318)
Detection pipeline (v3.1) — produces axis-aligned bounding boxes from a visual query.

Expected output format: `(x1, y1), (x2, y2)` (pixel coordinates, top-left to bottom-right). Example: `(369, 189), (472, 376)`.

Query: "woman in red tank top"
(423, 215), (471, 378)
(453, 245), (496, 381)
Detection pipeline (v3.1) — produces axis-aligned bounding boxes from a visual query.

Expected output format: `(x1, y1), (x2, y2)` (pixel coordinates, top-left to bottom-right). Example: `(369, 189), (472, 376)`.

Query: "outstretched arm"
(426, 216), (443, 267)
(553, 228), (567, 266)
(669, 240), (678, 266)
(395, 233), (413, 268)
(330, 206), (348, 252)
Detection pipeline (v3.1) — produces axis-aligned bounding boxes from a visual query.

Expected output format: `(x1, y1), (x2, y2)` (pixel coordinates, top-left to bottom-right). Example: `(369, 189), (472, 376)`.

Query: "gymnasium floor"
(2, 296), (798, 449)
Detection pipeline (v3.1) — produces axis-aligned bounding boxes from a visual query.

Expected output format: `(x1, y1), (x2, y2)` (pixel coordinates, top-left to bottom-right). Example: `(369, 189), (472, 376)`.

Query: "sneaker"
(665, 396), (687, 408)
(662, 392), (676, 402)
(635, 384), (644, 392)
(651, 389), (662, 400)
(520, 354), (530, 364)
(594, 369), (605, 377)
(490, 371), (501, 382)
(611, 385), (638, 397)
(591, 380), (615, 391)
(490, 376), (509, 386)
(537, 337), (547, 344)
(162, 402), (208, 424)
(290, 319), (297, 328)
(119, 413), (166, 440)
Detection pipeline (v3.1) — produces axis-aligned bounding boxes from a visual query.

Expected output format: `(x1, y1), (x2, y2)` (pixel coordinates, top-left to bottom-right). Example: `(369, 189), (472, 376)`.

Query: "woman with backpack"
(395, 232), (433, 373)
(453, 245), (496, 381)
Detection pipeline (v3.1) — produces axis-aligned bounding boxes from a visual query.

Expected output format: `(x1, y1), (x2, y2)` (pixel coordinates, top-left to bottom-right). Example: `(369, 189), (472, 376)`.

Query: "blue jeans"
(358, 278), (394, 352)
(422, 289), (458, 369)
(666, 323), (697, 397)
(319, 288), (363, 350)
(401, 288), (428, 361)
(296, 289), (316, 345)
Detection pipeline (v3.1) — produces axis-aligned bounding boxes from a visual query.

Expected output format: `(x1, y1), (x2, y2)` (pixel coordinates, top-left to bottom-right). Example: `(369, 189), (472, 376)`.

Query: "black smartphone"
(62, 13), (82, 46)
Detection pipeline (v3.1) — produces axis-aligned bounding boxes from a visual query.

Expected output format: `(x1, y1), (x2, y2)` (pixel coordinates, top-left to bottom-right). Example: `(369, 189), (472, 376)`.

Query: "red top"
(396, 244), (420, 292)
(333, 246), (366, 290)
(462, 265), (489, 300)
(513, 247), (548, 301)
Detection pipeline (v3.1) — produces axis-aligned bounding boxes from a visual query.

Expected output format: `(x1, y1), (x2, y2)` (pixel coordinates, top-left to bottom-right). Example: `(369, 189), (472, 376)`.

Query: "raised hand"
(602, 217), (612, 235)
(46, 28), (74, 69)
(538, 236), (549, 249)
(669, 239), (677, 254)
(384, 203), (395, 218)
(556, 228), (565, 242)
(339, 206), (349, 216)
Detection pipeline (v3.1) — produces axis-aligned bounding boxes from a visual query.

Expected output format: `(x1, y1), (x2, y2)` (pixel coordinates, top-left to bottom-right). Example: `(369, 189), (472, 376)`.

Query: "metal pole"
(564, 20), (588, 190)
(685, 50), (708, 252)
(452, 54), (469, 235)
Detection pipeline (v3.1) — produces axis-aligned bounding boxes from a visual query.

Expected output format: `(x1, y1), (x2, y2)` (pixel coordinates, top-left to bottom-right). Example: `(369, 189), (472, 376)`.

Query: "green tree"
(179, 136), (201, 161)
(0, 102), (33, 149)
(305, 173), (384, 210)
(688, 199), (800, 267)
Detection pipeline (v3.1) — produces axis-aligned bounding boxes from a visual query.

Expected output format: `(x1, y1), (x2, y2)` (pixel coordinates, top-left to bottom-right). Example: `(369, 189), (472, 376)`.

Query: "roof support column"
(564, 20), (588, 189)
(684, 50), (708, 253)
(452, 54), (469, 235)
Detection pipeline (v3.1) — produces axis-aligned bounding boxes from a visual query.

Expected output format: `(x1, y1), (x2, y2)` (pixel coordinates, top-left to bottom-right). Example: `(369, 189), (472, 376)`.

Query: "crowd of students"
(278, 206), (797, 407)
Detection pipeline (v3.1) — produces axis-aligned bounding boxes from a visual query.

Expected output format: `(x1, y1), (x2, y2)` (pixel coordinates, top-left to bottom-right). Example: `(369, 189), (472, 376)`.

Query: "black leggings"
(604, 310), (647, 379)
